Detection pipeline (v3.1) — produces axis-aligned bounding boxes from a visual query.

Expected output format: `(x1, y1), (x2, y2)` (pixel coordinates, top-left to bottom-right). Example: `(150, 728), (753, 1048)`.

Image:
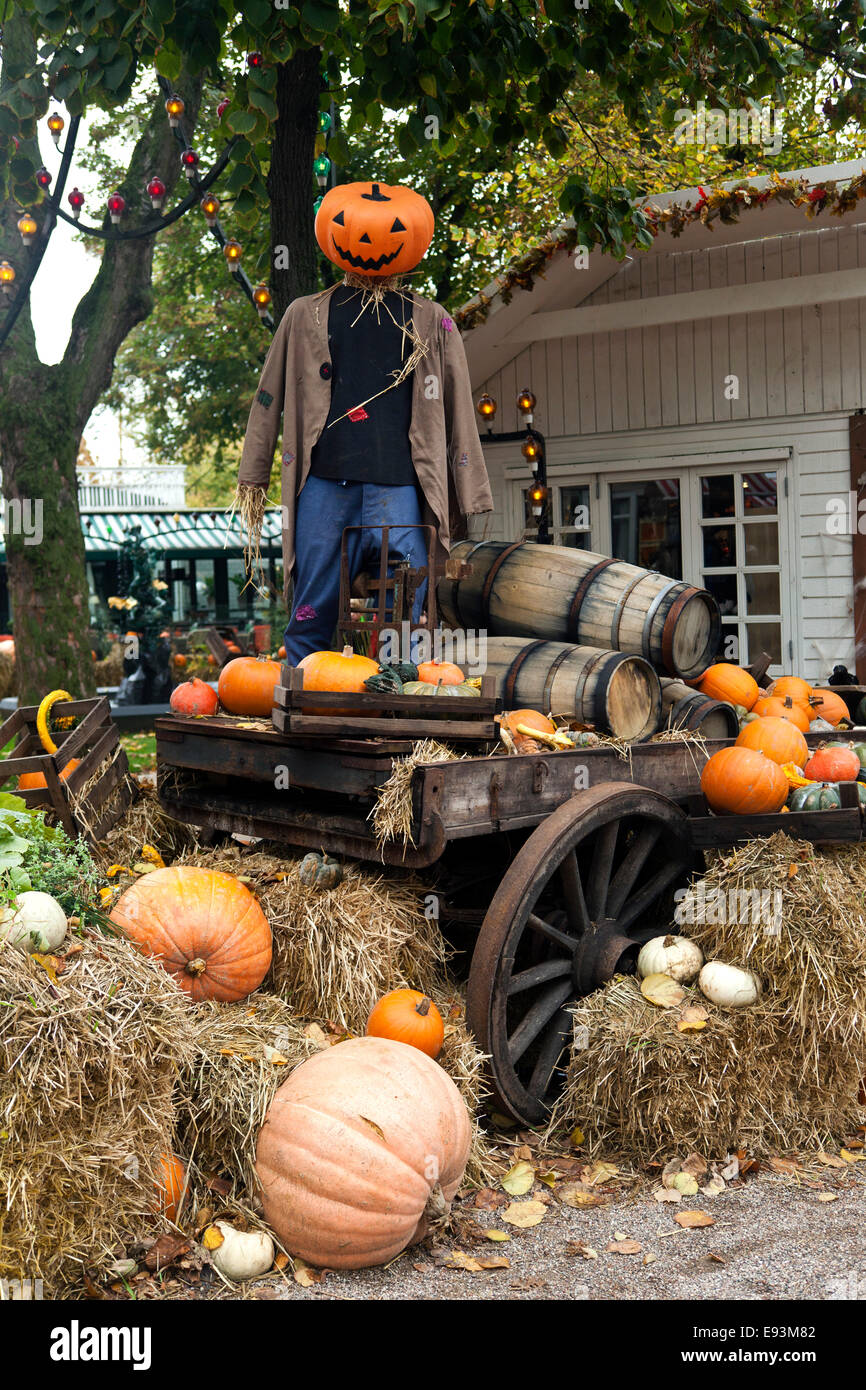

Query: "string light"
(253, 283), (271, 318)
(67, 187), (84, 220)
(107, 191), (126, 225)
(313, 153), (330, 187)
(200, 193), (220, 227)
(0, 261), (16, 295)
(247, 51), (263, 69)
(47, 112), (64, 145)
(522, 434), (541, 464)
(517, 388), (537, 423)
(17, 213), (37, 246)
(476, 393), (497, 422)
(146, 175), (166, 210)
(35, 166), (51, 190)
(165, 94), (185, 127)
(180, 147), (199, 180)
(318, 111), (332, 133)
(528, 483), (548, 519)
(223, 238), (243, 272)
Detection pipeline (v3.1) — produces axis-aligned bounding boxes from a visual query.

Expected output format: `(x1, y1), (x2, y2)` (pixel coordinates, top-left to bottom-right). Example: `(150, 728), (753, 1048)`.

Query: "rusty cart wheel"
(466, 782), (695, 1127)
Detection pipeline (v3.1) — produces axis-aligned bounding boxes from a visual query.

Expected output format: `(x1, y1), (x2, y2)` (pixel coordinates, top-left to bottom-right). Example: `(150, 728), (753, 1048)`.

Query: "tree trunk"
(268, 48), (322, 321)
(0, 9), (202, 704)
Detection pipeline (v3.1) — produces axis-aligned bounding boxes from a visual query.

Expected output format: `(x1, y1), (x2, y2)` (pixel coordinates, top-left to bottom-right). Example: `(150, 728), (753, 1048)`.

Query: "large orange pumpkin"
(803, 744), (861, 782)
(808, 688), (850, 727)
(255, 1037), (471, 1269)
(735, 716), (808, 767)
(768, 676), (812, 710)
(366, 989), (445, 1059)
(700, 745), (788, 815)
(18, 758), (80, 790)
(110, 866), (272, 1002)
(299, 644), (379, 715)
(698, 663), (759, 711)
(416, 659), (465, 686)
(751, 694), (810, 732)
(170, 677), (219, 718)
(218, 656), (281, 717)
(315, 181), (434, 279)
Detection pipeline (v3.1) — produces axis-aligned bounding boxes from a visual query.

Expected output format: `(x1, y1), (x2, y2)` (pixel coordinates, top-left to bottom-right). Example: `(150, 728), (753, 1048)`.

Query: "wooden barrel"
(484, 637), (661, 741)
(439, 540), (720, 680)
(659, 679), (739, 740)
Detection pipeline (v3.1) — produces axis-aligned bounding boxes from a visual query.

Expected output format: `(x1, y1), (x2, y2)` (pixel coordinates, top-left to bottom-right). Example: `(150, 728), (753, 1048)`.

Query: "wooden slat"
(278, 712), (498, 741)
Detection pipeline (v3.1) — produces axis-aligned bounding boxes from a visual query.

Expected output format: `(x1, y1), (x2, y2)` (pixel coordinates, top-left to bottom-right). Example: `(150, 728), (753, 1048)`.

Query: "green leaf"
(154, 42), (183, 82)
(244, 0), (272, 27)
(419, 72), (438, 98)
(301, 0), (342, 33)
(0, 794), (28, 813)
(248, 88), (277, 120)
(226, 108), (259, 136)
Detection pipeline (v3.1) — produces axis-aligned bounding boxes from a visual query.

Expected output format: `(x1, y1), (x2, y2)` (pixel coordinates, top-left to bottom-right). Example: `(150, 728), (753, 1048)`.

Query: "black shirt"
(309, 286), (417, 486)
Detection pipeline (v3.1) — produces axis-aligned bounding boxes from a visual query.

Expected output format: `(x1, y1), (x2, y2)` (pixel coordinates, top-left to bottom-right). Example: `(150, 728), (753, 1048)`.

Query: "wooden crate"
(271, 666), (500, 742)
(684, 779), (863, 848)
(0, 696), (135, 842)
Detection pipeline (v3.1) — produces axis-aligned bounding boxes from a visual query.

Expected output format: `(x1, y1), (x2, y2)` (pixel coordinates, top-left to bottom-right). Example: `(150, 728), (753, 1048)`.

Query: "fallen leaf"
(565, 1241), (598, 1259)
(501, 1160), (535, 1196)
(31, 952), (63, 984)
(607, 1239), (642, 1255)
(262, 1045), (289, 1066)
(641, 972), (686, 1008)
(143, 1234), (192, 1272)
(569, 1126), (585, 1148)
(643, 1252), (658, 1265)
(769, 1157), (801, 1174)
(612, 1230), (628, 1241)
(559, 1182), (609, 1209)
(537, 1170), (559, 1188)
(445, 1251), (510, 1272)
(474, 1187), (507, 1211)
(701, 1177), (726, 1197)
(293, 1257), (325, 1286)
(303, 1022), (329, 1049)
(677, 1005), (709, 1032)
(490, 1112), (518, 1129)
(274, 1253), (290, 1270)
(501, 1199), (547, 1228)
(719, 1155), (740, 1181)
(583, 1160), (619, 1186)
(674, 1210), (715, 1229)
(816, 1192), (839, 1203)
(682, 1153), (708, 1179)
(815, 1151), (848, 1168)
(514, 1144), (533, 1161)
(654, 1186), (682, 1204)
(202, 1226), (225, 1251)
(706, 1252), (726, 1265)
(787, 862), (799, 878)
(485, 1229), (510, 1242)
(841, 1149), (866, 1163)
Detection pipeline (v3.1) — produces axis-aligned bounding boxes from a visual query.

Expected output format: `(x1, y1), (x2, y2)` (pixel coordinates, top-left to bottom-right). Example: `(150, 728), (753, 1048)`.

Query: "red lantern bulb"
(217, 99), (229, 119)
(146, 175), (166, 208)
(67, 187), (84, 219)
(107, 191), (126, 225)
(247, 51), (263, 68)
(35, 167), (52, 189)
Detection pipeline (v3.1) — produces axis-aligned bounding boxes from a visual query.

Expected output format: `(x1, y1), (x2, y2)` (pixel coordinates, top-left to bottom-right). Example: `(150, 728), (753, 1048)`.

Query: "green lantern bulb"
(313, 154), (331, 176)
(318, 111), (332, 133)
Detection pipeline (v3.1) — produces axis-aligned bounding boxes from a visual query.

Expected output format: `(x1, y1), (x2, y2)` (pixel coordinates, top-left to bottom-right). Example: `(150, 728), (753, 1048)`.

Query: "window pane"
(559, 485), (590, 531)
(745, 571), (780, 615)
(746, 621), (782, 666)
(560, 531), (592, 550)
(743, 521), (779, 565)
(702, 524), (737, 568)
(743, 472), (777, 514)
(610, 480), (681, 576)
(701, 474), (736, 519)
(704, 573), (738, 615)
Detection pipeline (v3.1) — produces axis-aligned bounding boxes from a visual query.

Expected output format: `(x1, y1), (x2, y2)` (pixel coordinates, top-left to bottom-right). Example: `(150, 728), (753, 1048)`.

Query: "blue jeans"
(284, 476), (428, 663)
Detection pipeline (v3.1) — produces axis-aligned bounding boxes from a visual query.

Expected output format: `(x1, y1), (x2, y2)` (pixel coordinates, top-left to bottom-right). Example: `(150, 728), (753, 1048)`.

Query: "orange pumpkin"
(110, 866), (272, 1002)
(173, 653), (187, 669)
(751, 694), (810, 732)
(367, 989), (445, 1059)
(768, 676), (812, 710)
(808, 688), (850, 727)
(226, 642), (242, 655)
(170, 677), (219, 718)
(735, 716), (808, 767)
(218, 656), (282, 717)
(700, 745), (788, 815)
(256, 1037), (471, 1269)
(315, 181), (434, 279)
(154, 1152), (187, 1222)
(416, 659), (465, 686)
(698, 663), (759, 711)
(19, 757), (80, 790)
(278, 645), (287, 659)
(803, 744), (861, 782)
(299, 644), (379, 714)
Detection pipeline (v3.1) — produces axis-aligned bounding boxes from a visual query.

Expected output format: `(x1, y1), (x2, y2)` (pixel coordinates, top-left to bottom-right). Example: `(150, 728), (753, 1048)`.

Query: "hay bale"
(181, 843), (447, 1030)
(0, 649), (16, 701)
(0, 929), (194, 1293)
(549, 834), (866, 1160)
(93, 642), (124, 687)
(96, 784), (199, 867)
(370, 739), (460, 850)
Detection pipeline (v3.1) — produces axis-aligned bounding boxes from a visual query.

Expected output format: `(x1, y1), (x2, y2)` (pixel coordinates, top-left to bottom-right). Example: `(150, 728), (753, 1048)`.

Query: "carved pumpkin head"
(315, 181), (434, 279)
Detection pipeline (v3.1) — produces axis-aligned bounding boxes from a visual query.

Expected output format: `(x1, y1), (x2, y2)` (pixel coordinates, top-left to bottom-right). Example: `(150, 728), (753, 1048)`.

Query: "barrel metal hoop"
(450, 540), (486, 630)
(541, 645), (573, 712)
(660, 586), (700, 674)
(610, 572), (649, 652)
(480, 540), (524, 625)
(566, 558), (618, 643)
(592, 651), (626, 732)
(641, 579), (681, 660)
(504, 639), (547, 706)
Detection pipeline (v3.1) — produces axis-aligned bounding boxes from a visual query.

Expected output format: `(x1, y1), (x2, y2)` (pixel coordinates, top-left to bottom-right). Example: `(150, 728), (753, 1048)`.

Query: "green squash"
(855, 695), (866, 726)
(387, 660), (419, 684)
(298, 851), (344, 890)
(787, 782), (842, 812)
(851, 743), (866, 772)
(402, 680), (480, 698)
(364, 665), (404, 695)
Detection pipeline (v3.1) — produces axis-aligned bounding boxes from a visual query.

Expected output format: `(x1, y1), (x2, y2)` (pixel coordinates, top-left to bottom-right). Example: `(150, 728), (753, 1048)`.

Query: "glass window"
(743, 521), (779, 565)
(701, 474), (736, 519)
(742, 472), (777, 514)
(610, 479), (681, 577)
(702, 525), (737, 568)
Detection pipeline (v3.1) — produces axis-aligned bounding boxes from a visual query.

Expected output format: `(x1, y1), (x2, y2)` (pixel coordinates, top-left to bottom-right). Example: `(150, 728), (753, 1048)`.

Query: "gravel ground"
(260, 1170), (866, 1302)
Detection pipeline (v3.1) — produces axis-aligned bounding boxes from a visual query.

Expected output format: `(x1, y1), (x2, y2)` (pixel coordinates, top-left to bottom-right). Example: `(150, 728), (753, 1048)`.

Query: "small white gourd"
(208, 1221), (274, 1282)
(0, 891), (67, 953)
(637, 934), (703, 984)
(698, 961), (761, 1009)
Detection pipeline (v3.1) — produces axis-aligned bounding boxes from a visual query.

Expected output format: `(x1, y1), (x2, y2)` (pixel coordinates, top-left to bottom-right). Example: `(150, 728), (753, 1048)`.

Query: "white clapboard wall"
(471, 224), (862, 683)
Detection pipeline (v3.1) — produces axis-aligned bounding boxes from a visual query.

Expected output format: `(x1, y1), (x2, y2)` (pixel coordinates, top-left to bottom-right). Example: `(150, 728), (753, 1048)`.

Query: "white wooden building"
(462, 161), (866, 684)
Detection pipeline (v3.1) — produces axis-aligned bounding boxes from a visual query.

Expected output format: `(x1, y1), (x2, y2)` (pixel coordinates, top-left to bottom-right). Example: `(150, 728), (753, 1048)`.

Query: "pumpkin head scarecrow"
(234, 181), (493, 663)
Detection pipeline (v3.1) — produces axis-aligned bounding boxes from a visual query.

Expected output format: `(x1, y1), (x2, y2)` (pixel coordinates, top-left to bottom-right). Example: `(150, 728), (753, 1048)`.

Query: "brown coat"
(237, 287), (494, 591)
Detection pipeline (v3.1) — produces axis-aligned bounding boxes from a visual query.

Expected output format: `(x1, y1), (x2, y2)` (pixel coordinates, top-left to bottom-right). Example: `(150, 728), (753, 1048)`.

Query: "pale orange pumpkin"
(170, 677), (219, 718)
(768, 676), (812, 710)
(256, 1037), (471, 1269)
(315, 181), (434, 279)
(735, 716), (808, 767)
(218, 656), (282, 717)
(110, 866), (272, 1002)
(698, 663), (759, 711)
(18, 758), (80, 791)
(366, 989), (445, 1059)
(299, 644), (379, 715)
(416, 659), (465, 686)
(154, 1152), (187, 1222)
(700, 745), (788, 815)
(808, 688), (850, 727)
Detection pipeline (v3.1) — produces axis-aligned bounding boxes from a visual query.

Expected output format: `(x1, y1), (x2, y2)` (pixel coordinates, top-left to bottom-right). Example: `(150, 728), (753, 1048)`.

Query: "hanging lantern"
(35, 166), (52, 190)
(200, 193), (220, 227)
(47, 112), (64, 145)
(476, 393), (497, 423)
(247, 51), (263, 68)
(180, 148), (199, 180)
(217, 98), (229, 120)
(223, 239), (243, 272)
(313, 153), (331, 187)
(252, 283), (271, 318)
(107, 191), (126, 225)
(67, 187), (85, 220)
(528, 483), (548, 519)
(146, 175), (166, 210)
(318, 110), (332, 133)
(17, 213), (37, 246)
(521, 434), (541, 465)
(0, 261), (16, 295)
(517, 388), (537, 422)
(165, 94), (185, 127)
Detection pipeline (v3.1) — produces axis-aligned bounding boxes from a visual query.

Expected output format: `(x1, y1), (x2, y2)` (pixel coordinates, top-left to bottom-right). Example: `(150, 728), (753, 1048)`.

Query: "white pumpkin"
(0, 891), (67, 953)
(208, 1221), (274, 1282)
(637, 934), (703, 984)
(698, 961), (761, 1009)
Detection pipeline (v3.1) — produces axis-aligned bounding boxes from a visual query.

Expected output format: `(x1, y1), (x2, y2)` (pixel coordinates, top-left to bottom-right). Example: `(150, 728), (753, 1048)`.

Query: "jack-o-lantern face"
(315, 181), (434, 279)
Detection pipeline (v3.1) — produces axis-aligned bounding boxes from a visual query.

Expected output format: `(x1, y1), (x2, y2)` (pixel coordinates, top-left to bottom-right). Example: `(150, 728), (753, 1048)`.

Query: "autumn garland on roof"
(454, 170), (866, 333)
